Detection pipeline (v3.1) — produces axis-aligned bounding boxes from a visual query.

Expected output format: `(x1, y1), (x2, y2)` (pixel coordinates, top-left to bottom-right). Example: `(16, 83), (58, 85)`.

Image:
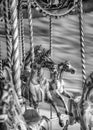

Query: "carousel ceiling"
(0, 0), (93, 19)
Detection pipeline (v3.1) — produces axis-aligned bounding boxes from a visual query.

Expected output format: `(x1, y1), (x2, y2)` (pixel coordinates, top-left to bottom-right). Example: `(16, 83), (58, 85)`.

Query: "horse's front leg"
(55, 90), (73, 117)
(45, 91), (64, 127)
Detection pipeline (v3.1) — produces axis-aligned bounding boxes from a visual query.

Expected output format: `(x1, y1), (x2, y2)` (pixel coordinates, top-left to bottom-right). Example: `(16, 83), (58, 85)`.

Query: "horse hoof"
(59, 120), (64, 127)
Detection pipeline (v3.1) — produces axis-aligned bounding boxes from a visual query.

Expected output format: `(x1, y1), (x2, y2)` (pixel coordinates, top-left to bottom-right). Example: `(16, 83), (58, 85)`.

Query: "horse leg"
(63, 120), (69, 130)
(29, 85), (38, 109)
(46, 91), (64, 127)
(56, 91), (73, 117)
(39, 116), (49, 130)
(61, 89), (72, 99)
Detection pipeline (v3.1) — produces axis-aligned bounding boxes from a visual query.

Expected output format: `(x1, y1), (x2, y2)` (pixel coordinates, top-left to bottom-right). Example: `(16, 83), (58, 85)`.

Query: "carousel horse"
(42, 59), (76, 117)
(22, 55), (65, 127)
(62, 72), (93, 130)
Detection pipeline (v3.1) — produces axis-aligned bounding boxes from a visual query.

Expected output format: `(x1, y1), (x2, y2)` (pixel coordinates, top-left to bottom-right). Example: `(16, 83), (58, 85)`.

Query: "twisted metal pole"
(24, 51), (31, 70)
(10, 0), (21, 98)
(19, 14), (23, 66)
(78, 0), (87, 113)
(19, 0), (25, 63)
(79, 0), (86, 87)
(3, 0), (11, 69)
(49, 16), (53, 55)
(27, 0), (34, 67)
(0, 42), (3, 79)
(49, 16), (53, 130)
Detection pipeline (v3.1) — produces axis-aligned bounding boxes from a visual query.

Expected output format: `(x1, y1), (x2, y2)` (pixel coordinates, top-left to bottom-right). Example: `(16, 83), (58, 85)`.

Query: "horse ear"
(65, 60), (69, 64)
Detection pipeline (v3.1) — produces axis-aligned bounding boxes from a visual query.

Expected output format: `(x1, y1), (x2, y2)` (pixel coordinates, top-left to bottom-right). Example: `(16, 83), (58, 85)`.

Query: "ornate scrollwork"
(33, 0), (79, 18)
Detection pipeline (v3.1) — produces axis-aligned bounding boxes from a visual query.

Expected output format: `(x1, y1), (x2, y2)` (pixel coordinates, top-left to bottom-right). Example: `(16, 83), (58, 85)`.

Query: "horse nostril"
(71, 69), (75, 74)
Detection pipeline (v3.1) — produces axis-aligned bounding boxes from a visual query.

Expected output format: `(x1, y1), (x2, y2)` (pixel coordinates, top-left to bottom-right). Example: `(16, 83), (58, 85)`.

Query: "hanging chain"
(3, 0), (12, 69)
(11, 0), (21, 98)
(27, 0), (34, 67)
(79, 0), (86, 87)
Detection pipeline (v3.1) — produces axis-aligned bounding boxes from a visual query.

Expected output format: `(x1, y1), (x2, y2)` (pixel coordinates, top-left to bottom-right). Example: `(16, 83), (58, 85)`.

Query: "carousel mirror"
(33, 0), (78, 17)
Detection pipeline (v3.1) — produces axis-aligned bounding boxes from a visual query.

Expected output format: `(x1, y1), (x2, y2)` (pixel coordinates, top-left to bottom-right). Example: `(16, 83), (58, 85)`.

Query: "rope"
(27, 0), (34, 67)
(3, 0), (11, 69)
(19, 0), (25, 63)
(79, 0), (86, 87)
(0, 42), (3, 78)
(10, 0), (21, 98)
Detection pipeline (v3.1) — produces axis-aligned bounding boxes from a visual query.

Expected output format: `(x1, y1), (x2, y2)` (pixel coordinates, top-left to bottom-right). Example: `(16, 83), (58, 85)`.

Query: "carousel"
(0, 0), (93, 130)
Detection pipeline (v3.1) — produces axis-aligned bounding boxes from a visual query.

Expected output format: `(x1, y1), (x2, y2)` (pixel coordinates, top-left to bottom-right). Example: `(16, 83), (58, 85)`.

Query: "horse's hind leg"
(46, 91), (64, 127)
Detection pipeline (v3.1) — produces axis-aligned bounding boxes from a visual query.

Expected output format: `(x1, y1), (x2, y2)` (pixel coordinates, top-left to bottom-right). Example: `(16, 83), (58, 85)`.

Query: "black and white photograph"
(0, 0), (93, 130)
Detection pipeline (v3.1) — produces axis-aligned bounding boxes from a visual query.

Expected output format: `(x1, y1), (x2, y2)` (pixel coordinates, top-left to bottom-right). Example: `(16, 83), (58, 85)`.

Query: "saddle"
(23, 108), (41, 125)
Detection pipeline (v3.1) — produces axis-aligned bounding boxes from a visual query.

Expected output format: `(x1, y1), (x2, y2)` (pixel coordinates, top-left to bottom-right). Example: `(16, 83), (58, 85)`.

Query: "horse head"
(58, 61), (76, 74)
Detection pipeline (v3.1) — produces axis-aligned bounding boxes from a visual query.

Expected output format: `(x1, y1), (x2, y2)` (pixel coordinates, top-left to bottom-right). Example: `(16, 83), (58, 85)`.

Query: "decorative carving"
(33, 0), (78, 18)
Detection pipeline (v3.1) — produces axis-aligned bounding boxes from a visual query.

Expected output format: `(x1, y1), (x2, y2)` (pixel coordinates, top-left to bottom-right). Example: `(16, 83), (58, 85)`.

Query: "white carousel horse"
(42, 59), (75, 118)
(62, 72), (93, 130)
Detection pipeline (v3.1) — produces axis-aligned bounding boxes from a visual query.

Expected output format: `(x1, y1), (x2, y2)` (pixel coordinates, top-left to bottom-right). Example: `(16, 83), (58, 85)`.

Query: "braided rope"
(11, 0), (21, 97)
(0, 42), (3, 78)
(27, 0), (34, 66)
(3, 0), (11, 69)
(19, 0), (25, 63)
(79, 0), (86, 87)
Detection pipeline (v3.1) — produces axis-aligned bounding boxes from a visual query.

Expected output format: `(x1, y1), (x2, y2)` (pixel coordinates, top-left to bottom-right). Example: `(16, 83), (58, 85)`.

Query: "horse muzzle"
(0, 114), (8, 122)
(70, 68), (76, 74)
(0, 105), (8, 122)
